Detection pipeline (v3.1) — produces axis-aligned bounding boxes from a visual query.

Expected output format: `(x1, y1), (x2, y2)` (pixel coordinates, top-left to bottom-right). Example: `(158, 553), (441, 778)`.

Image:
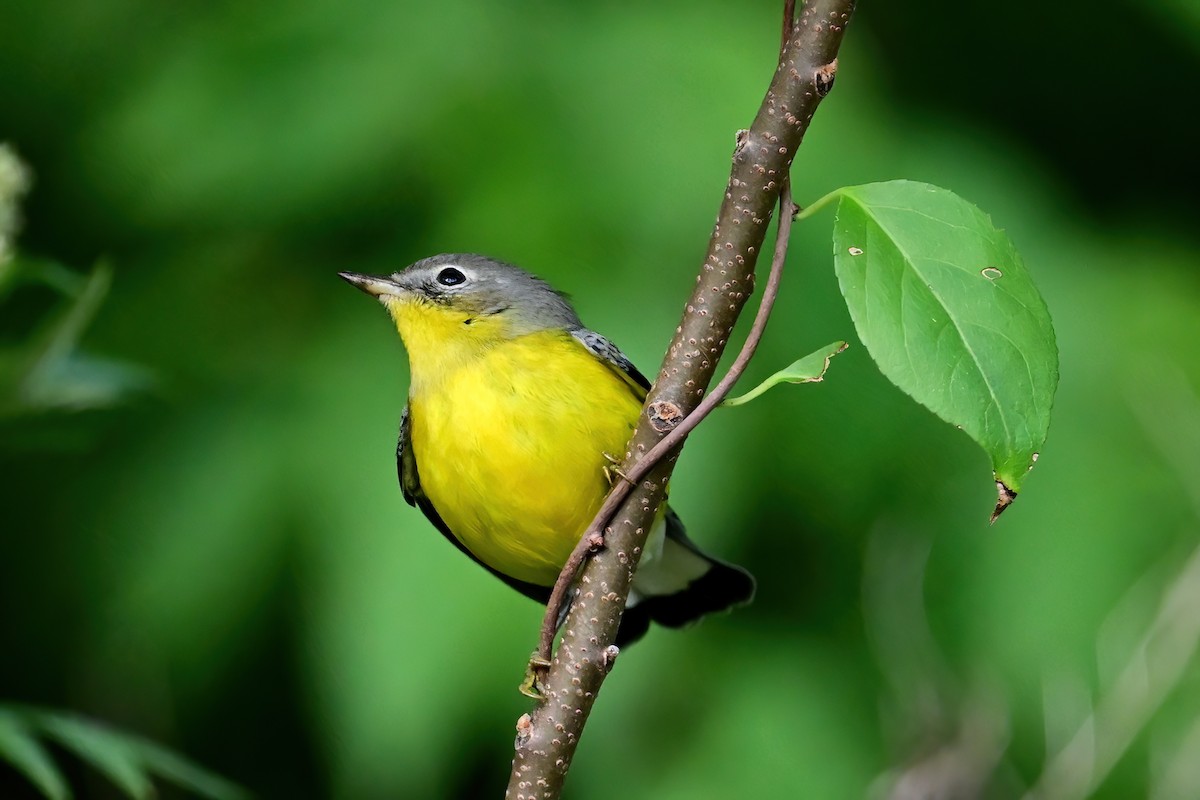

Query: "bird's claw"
(520, 653), (552, 700)
(601, 452), (633, 486)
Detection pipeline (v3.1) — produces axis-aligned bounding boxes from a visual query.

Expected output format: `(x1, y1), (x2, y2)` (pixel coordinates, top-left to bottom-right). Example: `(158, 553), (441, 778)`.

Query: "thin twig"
(534, 182), (797, 666)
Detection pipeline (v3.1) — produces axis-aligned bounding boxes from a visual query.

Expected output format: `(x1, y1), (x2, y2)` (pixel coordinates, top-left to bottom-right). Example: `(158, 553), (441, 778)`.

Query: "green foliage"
(813, 181), (1057, 505)
(0, 147), (150, 421)
(0, 260), (152, 419)
(728, 179), (1058, 517)
(0, 711), (66, 800)
(0, 145), (28, 266)
(0, 706), (248, 800)
(0, 1), (1197, 798)
(721, 340), (847, 407)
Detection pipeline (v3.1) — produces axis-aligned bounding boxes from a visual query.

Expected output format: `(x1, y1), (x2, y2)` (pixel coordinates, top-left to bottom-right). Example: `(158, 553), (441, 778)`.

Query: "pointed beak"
(338, 271), (403, 298)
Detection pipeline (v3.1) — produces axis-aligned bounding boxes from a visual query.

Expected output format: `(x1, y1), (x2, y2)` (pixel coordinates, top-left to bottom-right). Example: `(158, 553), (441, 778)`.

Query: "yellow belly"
(408, 330), (643, 586)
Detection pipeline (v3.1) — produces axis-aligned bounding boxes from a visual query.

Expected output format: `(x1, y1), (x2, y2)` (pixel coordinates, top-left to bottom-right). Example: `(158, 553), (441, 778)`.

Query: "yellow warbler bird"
(340, 254), (753, 644)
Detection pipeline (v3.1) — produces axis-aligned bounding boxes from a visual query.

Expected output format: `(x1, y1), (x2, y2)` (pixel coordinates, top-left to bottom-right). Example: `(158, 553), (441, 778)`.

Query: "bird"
(340, 253), (754, 645)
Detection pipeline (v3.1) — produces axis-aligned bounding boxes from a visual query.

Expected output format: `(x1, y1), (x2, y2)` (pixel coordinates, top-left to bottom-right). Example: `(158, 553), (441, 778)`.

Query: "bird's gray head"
(339, 254), (582, 340)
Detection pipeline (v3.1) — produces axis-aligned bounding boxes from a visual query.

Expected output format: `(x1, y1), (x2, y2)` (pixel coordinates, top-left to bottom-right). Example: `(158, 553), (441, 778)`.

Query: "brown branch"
(507, 2), (855, 797)
(533, 180), (797, 667)
(783, 0), (797, 51)
(531, 0), (803, 678)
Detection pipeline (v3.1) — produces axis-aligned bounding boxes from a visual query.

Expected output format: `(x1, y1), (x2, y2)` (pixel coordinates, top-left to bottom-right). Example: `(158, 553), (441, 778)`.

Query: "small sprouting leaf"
(0, 711), (70, 800)
(827, 180), (1058, 519)
(722, 341), (848, 407)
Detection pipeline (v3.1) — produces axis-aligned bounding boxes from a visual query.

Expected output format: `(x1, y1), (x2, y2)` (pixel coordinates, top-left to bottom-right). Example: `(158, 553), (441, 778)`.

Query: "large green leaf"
(816, 180), (1058, 518)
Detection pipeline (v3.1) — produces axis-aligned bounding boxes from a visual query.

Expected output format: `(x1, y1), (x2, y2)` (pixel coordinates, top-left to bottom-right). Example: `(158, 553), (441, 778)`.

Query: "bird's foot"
(602, 452), (633, 486)
(520, 653), (552, 700)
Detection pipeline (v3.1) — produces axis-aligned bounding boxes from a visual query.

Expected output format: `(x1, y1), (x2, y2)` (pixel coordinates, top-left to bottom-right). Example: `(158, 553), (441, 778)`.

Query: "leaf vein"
(868, 208), (1015, 446)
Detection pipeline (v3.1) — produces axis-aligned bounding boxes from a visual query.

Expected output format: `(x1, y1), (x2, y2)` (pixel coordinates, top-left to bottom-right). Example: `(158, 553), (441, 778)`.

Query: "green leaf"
(20, 351), (154, 412)
(0, 261), (153, 418)
(0, 711), (70, 800)
(26, 709), (250, 800)
(823, 180), (1058, 518)
(0, 707), (248, 800)
(123, 736), (251, 800)
(0, 144), (30, 268)
(20, 263), (114, 387)
(34, 714), (154, 799)
(722, 341), (848, 407)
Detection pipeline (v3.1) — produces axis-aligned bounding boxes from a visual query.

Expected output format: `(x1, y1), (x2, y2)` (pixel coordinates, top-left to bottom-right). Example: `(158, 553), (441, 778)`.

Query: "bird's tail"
(615, 510), (754, 646)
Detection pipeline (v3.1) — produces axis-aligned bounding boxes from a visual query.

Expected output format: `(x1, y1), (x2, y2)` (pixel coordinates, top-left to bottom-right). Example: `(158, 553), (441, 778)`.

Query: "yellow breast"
(408, 329), (643, 586)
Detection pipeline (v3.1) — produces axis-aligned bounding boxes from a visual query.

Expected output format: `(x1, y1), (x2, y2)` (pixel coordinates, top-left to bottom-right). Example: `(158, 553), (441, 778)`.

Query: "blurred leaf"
(19, 263), (112, 391)
(0, 143), (30, 268)
(0, 706), (247, 800)
(0, 261), (152, 418)
(0, 1), (1197, 797)
(18, 707), (249, 800)
(721, 341), (847, 407)
(34, 713), (154, 799)
(811, 180), (1058, 514)
(115, 736), (251, 800)
(0, 710), (69, 800)
(20, 351), (153, 411)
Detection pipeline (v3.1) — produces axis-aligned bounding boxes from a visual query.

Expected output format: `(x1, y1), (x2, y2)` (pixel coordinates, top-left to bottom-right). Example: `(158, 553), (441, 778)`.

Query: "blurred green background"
(2, 1), (1199, 797)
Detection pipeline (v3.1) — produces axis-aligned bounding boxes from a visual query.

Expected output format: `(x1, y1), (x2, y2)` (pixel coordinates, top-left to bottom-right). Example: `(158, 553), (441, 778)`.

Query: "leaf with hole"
(817, 180), (1058, 519)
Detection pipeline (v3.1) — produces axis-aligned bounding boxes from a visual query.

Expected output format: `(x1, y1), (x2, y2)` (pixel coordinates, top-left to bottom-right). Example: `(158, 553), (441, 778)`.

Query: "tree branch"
(533, 179), (797, 668)
(507, 2), (855, 797)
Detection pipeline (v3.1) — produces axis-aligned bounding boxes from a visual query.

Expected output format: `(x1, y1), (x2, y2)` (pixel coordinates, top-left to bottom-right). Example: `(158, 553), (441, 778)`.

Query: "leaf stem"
(794, 187), (844, 220)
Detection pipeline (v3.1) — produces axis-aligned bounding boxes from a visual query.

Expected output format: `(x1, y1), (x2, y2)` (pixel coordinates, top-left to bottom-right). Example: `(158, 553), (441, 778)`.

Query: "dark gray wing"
(397, 405), (420, 505)
(569, 328), (651, 396)
(397, 404), (550, 604)
(616, 509), (756, 646)
(566, 331), (755, 646)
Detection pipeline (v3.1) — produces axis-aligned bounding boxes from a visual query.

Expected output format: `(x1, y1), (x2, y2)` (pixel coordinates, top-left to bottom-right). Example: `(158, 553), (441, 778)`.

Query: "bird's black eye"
(436, 267), (466, 287)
